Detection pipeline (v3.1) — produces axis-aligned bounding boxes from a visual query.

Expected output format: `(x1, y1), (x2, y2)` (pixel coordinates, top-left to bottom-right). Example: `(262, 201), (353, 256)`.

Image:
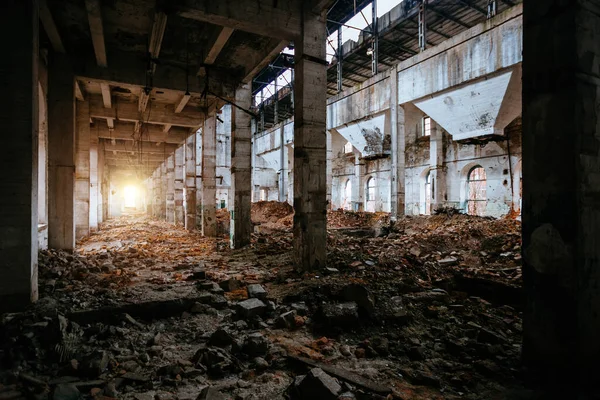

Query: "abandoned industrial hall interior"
(2, 0), (599, 398)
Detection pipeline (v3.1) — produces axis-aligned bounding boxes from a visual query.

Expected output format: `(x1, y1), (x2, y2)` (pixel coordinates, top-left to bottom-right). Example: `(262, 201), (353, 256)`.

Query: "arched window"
(366, 177), (376, 202)
(467, 166), (487, 215)
(343, 179), (352, 210)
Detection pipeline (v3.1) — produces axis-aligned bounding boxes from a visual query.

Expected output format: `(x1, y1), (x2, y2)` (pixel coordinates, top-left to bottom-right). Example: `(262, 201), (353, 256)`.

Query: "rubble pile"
(0, 212), (527, 400)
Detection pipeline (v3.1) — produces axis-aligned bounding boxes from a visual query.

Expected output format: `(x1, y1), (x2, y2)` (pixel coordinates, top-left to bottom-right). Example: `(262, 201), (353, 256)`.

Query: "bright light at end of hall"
(124, 185), (137, 207)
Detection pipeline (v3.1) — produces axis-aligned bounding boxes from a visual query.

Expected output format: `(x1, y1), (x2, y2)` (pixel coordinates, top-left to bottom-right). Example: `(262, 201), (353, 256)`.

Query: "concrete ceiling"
(39, 0), (311, 175)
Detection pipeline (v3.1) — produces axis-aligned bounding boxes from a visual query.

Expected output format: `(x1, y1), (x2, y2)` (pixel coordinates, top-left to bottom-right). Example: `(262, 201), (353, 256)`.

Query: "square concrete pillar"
(230, 84), (253, 248)
(326, 130), (333, 208)
(352, 151), (365, 211)
(48, 54), (76, 250)
(174, 146), (184, 225)
(166, 155), (175, 223)
(184, 133), (197, 230)
(195, 129), (203, 228)
(75, 99), (90, 239)
(390, 67), (406, 220)
(522, 0), (600, 391)
(428, 120), (446, 213)
(0, 0), (39, 309)
(202, 114), (217, 237)
(89, 126), (98, 231)
(97, 141), (104, 224)
(160, 161), (167, 219)
(293, 7), (328, 270)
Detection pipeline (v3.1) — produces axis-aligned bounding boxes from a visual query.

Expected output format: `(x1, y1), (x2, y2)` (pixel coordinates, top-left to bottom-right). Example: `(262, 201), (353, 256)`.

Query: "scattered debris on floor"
(0, 207), (526, 400)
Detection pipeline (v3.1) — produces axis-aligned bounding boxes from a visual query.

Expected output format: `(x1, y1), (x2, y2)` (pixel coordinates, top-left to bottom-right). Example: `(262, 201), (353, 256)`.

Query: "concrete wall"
(252, 4), (524, 219)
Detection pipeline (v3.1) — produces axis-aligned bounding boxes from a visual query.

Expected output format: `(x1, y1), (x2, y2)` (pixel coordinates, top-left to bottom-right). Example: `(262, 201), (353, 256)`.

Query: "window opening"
(467, 166), (487, 215)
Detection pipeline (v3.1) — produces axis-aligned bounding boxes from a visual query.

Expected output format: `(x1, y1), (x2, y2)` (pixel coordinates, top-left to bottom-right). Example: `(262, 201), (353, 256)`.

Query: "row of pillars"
(0, 0), (110, 309)
(146, 84), (253, 250)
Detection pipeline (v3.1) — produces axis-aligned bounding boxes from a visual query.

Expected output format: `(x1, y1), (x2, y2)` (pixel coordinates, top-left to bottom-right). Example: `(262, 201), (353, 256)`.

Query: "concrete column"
(390, 66), (406, 220)
(97, 141), (104, 224)
(230, 84), (253, 248)
(75, 100), (90, 238)
(166, 156), (175, 223)
(0, 0), (39, 309)
(522, 0), (600, 391)
(352, 151), (365, 211)
(195, 129), (203, 228)
(174, 146), (184, 225)
(278, 125), (285, 202)
(89, 127), (98, 231)
(184, 134), (197, 230)
(326, 130), (333, 209)
(293, 6), (328, 270)
(152, 169), (160, 218)
(48, 55), (76, 250)
(428, 120), (446, 213)
(202, 114), (217, 236)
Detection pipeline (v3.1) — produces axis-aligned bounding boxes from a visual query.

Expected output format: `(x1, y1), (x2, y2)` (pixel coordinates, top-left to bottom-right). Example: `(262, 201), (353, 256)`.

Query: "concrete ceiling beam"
(89, 94), (203, 128)
(75, 81), (85, 101)
(100, 83), (111, 108)
(39, 0), (65, 53)
(101, 140), (178, 154)
(95, 122), (186, 144)
(175, 0), (302, 40)
(85, 0), (108, 67)
(76, 51), (236, 99)
(203, 27), (234, 67)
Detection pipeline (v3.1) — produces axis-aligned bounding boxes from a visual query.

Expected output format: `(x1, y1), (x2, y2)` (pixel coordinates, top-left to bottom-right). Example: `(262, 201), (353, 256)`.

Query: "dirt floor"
(0, 203), (529, 400)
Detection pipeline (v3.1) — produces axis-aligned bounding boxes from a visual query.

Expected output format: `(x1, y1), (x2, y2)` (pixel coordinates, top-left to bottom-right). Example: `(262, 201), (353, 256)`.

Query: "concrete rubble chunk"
(321, 302), (359, 326)
(293, 368), (342, 400)
(243, 332), (269, 357)
(190, 267), (206, 280)
(53, 384), (80, 400)
(196, 386), (226, 400)
(438, 257), (458, 267)
(219, 278), (243, 292)
(276, 310), (298, 329)
(342, 284), (375, 318)
(208, 328), (235, 347)
(247, 284), (267, 300)
(236, 298), (267, 319)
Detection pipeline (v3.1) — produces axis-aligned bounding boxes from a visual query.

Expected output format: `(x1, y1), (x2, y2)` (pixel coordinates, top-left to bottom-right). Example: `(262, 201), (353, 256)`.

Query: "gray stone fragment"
(321, 302), (359, 326)
(243, 332), (269, 356)
(196, 386), (227, 400)
(296, 368), (341, 400)
(236, 298), (267, 319)
(219, 278), (243, 292)
(53, 384), (80, 400)
(342, 284), (375, 318)
(247, 284), (267, 300)
(275, 310), (297, 329)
